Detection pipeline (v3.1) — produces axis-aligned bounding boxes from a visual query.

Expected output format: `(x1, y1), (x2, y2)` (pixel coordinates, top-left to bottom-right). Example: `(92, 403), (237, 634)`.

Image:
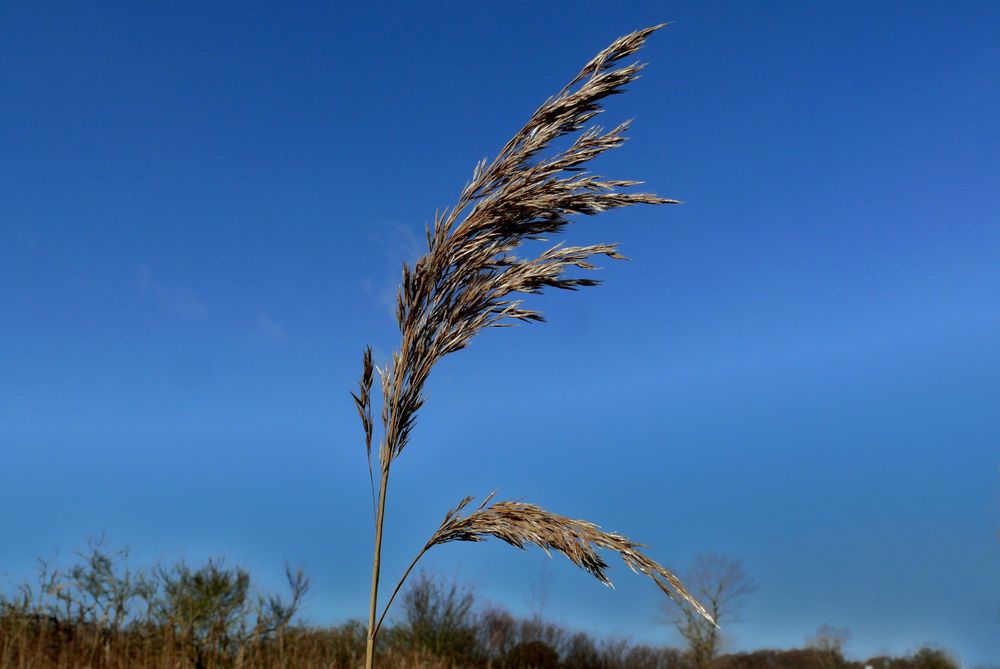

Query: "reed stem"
(364, 467), (390, 669)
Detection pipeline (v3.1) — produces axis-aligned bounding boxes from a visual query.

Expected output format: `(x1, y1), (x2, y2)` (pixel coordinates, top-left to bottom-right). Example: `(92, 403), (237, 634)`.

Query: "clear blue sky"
(2, 1), (998, 665)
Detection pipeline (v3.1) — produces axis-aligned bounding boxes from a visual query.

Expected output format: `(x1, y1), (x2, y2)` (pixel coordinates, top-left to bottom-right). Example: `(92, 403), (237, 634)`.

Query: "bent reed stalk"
(353, 25), (712, 669)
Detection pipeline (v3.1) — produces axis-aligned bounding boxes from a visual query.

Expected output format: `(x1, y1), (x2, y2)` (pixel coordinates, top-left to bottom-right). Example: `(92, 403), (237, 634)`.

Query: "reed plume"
(355, 25), (710, 668)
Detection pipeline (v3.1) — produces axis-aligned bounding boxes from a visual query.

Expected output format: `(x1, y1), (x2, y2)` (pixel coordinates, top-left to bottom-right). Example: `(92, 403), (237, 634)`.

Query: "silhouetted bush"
(624, 644), (688, 669)
(863, 647), (960, 669)
(563, 631), (603, 668)
(719, 648), (858, 669)
(480, 605), (518, 659)
(395, 571), (483, 665)
(504, 638), (560, 668)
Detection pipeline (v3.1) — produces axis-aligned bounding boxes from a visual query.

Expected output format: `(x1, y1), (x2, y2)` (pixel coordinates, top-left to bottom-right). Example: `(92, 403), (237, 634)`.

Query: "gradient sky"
(2, 1), (998, 665)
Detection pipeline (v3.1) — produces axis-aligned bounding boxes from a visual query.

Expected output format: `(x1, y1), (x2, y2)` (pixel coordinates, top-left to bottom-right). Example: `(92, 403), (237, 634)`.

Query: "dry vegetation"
(0, 546), (959, 668)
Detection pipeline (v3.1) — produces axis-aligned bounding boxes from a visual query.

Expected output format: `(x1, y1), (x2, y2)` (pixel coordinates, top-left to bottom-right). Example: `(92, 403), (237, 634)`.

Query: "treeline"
(0, 542), (959, 669)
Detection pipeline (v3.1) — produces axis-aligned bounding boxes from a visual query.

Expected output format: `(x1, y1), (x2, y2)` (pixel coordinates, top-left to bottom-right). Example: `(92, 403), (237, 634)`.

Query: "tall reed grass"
(353, 24), (713, 668)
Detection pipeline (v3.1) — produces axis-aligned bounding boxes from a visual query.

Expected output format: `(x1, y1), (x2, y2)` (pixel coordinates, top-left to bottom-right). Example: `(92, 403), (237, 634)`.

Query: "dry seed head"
(372, 24), (677, 466)
(425, 493), (716, 626)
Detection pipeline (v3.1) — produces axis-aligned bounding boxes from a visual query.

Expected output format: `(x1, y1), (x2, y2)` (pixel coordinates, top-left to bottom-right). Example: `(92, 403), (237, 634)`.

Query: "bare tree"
(808, 624), (851, 669)
(663, 554), (755, 669)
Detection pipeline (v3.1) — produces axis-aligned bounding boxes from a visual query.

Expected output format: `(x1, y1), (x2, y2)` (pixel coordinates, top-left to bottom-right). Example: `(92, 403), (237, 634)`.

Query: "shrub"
(504, 639), (560, 669)
(395, 571), (482, 665)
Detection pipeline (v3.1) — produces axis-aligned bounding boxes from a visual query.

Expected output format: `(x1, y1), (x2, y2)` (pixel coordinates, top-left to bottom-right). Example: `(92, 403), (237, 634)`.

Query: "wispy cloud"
(364, 221), (426, 321)
(137, 265), (209, 319)
(252, 314), (287, 344)
(382, 221), (425, 266)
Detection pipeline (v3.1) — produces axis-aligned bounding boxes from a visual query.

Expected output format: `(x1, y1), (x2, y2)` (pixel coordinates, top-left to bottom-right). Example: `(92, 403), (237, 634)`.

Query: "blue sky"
(2, 1), (998, 665)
